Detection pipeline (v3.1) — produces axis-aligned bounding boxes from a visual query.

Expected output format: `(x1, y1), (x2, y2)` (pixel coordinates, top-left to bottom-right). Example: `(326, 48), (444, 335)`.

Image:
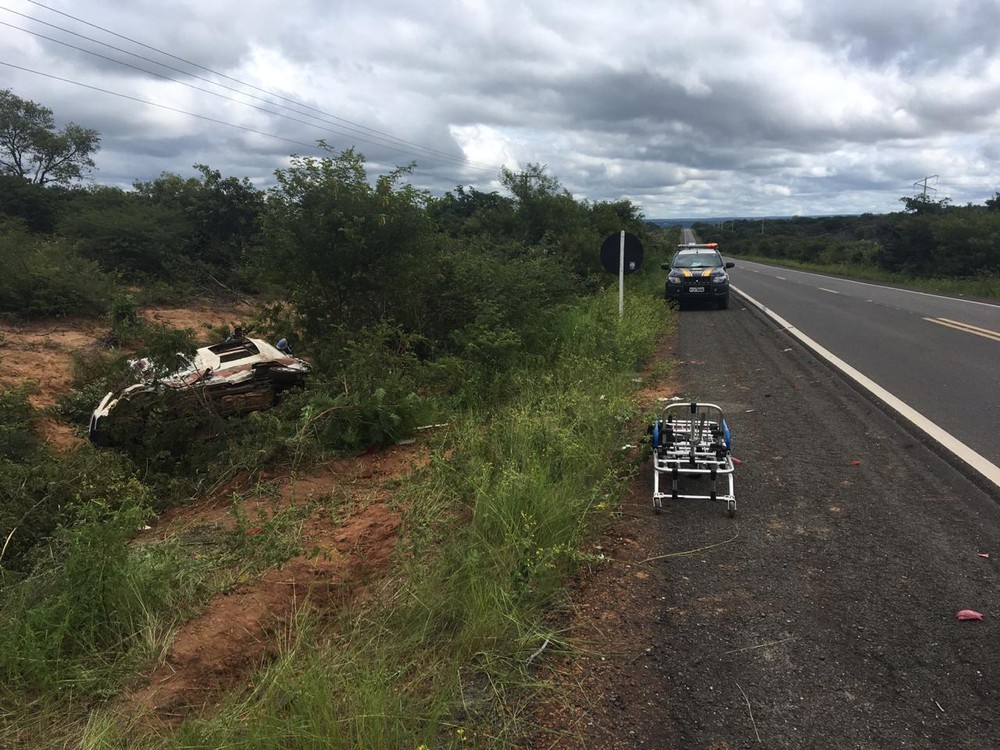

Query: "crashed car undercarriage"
(89, 336), (310, 447)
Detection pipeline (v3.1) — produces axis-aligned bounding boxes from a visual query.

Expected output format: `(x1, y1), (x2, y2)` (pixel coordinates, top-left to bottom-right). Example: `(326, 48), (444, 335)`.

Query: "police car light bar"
(676, 243), (718, 249)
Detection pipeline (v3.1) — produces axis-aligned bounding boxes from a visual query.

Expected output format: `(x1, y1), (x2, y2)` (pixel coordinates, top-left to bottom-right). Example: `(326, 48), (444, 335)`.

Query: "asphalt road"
(646, 299), (1000, 748)
(725, 259), (1000, 479)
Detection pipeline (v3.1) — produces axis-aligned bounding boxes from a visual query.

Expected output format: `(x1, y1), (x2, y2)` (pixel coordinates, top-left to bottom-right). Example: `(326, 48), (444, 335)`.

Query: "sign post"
(618, 230), (625, 319)
(600, 231), (644, 320)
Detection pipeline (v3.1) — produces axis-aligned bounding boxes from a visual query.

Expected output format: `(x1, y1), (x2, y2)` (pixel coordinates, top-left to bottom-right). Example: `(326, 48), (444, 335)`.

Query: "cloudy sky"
(3, 0), (1000, 218)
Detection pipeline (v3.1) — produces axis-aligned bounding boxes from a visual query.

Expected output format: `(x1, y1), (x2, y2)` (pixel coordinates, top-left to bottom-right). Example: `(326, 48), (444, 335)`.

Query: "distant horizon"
(647, 213), (865, 227)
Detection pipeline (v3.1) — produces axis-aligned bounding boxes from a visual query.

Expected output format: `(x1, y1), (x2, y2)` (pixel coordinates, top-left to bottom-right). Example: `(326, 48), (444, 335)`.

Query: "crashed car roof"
(167, 337), (308, 386)
(195, 337), (300, 371)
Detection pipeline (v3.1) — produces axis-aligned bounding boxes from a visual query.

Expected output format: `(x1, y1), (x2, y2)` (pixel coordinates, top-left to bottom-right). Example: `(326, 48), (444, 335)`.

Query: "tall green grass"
(74, 286), (669, 750)
(3, 281), (671, 749)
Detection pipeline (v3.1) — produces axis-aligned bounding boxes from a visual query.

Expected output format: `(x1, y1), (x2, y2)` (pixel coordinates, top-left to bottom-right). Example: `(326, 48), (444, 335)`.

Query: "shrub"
(297, 387), (431, 451)
(0, 493), (163, 691)
(0, 385), (38, 462)
(0, 222), (112, 318)
(0, 449), (147, 573)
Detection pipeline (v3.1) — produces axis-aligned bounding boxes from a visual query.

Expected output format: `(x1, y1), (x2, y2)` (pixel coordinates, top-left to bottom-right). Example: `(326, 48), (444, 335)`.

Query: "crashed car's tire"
(216, 382), (278, 414)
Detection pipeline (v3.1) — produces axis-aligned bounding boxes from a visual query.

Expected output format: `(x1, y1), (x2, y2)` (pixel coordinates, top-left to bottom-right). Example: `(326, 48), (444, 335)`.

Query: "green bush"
(56, 379), (116, 427)
(0, 175), (66, 233)
(108, 292), (141, 341)
(58, 195), (193, 281)
(0, 494), (163, 691)
(297, 387), (431, 451)
(0, 385), (38, 462)
(0, 222), (112, 318)
(0, 449), (147, 573)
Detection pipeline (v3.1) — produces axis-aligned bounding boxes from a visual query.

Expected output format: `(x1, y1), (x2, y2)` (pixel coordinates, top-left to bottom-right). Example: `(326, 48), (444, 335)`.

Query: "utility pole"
(913, 175), (938, 201)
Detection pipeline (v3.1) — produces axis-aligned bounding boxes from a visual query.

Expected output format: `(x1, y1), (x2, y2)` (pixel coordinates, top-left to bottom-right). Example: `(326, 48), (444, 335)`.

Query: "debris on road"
(956, 610), (985, 621)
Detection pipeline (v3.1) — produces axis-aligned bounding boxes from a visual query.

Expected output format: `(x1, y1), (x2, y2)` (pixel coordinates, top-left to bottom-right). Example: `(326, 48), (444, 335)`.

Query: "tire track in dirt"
(120, 445), (428, 724)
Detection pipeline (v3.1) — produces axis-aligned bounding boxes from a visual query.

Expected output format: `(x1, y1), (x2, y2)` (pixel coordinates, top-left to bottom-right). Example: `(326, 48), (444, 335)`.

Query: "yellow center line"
(923, 317), (1000, 342)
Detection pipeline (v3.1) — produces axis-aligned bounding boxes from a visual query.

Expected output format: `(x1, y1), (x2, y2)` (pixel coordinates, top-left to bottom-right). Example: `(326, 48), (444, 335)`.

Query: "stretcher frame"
(651, 402), (736, 516)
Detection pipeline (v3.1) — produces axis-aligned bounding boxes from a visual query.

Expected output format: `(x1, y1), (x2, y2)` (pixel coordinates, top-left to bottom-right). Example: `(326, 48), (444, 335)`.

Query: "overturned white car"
(89, 336), (310, 446)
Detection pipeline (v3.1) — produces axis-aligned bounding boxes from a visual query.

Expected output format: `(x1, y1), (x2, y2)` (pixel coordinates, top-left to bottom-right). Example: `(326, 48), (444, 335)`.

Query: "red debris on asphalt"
(956, 610), (985, 621)
(850, 460), (862, 466)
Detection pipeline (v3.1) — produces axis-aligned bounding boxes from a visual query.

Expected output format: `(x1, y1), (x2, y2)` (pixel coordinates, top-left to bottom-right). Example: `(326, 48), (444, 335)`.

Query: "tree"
(428, 185), (516, 238)
(899, 194), (950, 215)
(57, 186), (192, 279)
(0, 89), (100, 185)
(985, 192), (1000, 212)
(500, 163), (569, 244)
(133, 164), (264, 271)
(259, 146), (437, 337)
(0, 173), (66, 232)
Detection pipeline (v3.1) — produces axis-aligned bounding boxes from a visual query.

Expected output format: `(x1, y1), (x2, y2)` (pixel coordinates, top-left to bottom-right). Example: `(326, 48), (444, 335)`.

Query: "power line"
(2, 61), (498, 190)
(1, 11), (350, 135)
(1, 17), (501, 177)
(15, 0), (505, 173)
(0, 60), (320, 152)
(0, 18), (500, 175)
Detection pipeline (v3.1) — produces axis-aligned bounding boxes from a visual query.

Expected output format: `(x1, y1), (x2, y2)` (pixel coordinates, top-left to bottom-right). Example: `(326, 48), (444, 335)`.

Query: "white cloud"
(2, 0), (1000, 216)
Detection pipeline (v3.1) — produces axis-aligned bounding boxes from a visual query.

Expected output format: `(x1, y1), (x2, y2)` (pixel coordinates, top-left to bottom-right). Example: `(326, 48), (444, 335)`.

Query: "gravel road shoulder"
(534, 298), (1000, 749)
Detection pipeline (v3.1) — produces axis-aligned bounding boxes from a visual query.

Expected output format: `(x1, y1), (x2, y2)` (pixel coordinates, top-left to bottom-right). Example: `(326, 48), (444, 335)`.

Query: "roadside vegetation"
(693, 195), (1000, 300)
(1, 89), (679, 748)
(4, 85), (998, 747)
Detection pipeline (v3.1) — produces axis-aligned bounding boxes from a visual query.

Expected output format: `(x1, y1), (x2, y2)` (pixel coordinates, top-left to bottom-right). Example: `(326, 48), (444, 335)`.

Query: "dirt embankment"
(122, 449), (423, 722)
(2, 303), (441, 726)
(0, 302), (250, 450)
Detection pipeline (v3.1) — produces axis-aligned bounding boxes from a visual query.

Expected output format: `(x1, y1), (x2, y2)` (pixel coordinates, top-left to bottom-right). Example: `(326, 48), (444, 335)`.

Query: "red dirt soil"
(0, 302), (251, 450)
(4, 305), (675, 739)
(2, 304), (429, 726)
(123, 446), (426, 723)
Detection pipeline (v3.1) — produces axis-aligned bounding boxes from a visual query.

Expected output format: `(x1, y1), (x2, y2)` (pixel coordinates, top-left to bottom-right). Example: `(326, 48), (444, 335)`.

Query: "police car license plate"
(688, 286), (704, 293)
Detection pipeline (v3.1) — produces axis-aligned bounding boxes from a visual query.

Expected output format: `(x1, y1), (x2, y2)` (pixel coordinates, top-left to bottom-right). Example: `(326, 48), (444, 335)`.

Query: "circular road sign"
(600, 232), (644, 274)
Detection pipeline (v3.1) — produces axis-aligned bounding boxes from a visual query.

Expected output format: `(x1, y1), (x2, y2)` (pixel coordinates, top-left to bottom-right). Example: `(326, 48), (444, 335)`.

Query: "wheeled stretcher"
(650, 402), (736, 516)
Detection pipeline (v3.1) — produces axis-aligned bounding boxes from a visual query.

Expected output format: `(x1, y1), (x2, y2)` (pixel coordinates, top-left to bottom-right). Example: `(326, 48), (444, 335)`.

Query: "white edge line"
(742, 261), (1000, 308)
(733, 286), (1000, 490)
